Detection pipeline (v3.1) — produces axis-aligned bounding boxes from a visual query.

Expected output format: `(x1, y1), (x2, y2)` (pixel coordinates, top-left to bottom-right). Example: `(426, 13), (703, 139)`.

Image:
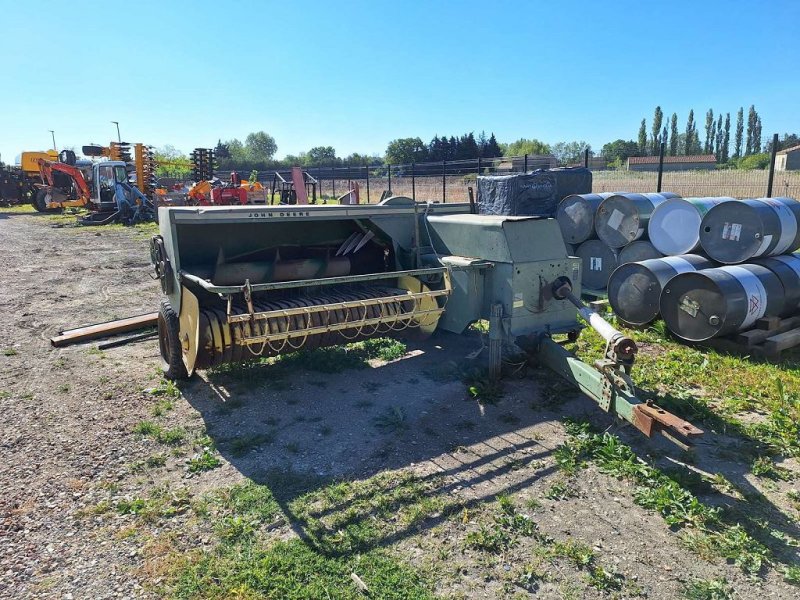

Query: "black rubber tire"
(33, 188), (60, 213)
(158, 298), (189, 380)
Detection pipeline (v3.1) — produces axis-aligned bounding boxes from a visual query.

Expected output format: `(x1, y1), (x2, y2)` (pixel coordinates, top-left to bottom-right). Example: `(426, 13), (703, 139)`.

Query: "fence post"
(656, 142), (665, 193)
(524, 153), (528, 172)
(411, 162), (416, 200)
(583, 148), (589, 168)
(331, 164), (335, 199)
(365, 164), (370, 203)
(442, 160), (446, 202)
(476, 157), (482, 208)
(387, 163), (392, 193)
(767, 133), (779, 198)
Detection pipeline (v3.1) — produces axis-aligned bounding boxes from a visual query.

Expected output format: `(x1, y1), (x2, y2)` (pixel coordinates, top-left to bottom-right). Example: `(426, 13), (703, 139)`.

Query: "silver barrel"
(660, 264), (785, 341)
(699, 197), (800, 264)
(556, 193), (613, 244)
(618, 240), (663, 265)
(752, 254), (800, 314)
(608, 255), (715, 326)
(576, 239), (619, 291)
(648, 197), (736, 255)
(595, 192), (678, 249)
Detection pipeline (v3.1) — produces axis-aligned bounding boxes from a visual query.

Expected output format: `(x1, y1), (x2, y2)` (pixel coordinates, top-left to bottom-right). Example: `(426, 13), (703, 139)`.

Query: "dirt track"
(0, 208), (797, 598)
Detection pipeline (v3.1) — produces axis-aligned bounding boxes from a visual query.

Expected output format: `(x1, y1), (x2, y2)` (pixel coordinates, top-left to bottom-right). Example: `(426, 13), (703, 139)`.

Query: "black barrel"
(699, 197), (800, 264)
(556, 193), (613, 244)
(565, 243), (577, 256)
(595, 192), (679, 248)
(608, 255), (715, 326)
(752, 254), (800, 313)
(618, 240), (663, 265)
(660, 264), (785, 341)
(576, 239), (619, 291)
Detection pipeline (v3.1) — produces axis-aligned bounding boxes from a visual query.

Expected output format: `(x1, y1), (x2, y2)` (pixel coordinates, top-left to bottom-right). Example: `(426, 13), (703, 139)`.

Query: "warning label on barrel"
(722, 222), (742, 241)
(607, 209), (624, 231)
(590, 257), (602, 271)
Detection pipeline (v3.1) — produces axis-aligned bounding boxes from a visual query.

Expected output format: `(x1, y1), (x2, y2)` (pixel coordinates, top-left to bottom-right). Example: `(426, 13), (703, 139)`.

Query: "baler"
(149, 197), (702, 447)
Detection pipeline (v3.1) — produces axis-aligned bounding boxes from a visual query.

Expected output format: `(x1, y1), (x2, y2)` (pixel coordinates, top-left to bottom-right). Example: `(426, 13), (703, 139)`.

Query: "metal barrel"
(608, 254), (715, 326)
(565, 243), (577, 256)
(699, 197), (800, 264)
(618, 240), (663, 265)
(752, 254), (800, 313)
(576, 239), (619, 290)
(648, 197), (736, 255)
(556, 193), (613, 244)
(660, 264), (785, 341)
(595, 192), (678, 249)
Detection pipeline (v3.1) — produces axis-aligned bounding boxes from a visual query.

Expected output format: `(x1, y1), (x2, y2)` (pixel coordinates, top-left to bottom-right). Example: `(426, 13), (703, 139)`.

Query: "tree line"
(603, 105), (798, 169)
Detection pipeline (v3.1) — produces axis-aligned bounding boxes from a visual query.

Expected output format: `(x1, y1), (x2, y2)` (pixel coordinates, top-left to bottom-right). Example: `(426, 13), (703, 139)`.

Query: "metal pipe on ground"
(660, 264), (786, 341)
(595, 192), (680, 249)
(608, 255), (716, 326)
(576, 239), (619, 291)
(648, 197), (736, 255)
(51, 313), (158, 347)
(699, 197), (800, 264)
(556, 192), (613, 244)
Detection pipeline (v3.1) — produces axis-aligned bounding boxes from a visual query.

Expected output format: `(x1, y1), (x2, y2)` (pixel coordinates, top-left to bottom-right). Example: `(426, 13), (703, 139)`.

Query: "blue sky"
(0, 0), (797, 163)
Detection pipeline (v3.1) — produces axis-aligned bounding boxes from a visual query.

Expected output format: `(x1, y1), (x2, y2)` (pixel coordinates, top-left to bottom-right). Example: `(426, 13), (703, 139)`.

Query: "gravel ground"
(0, 208), (798, 599)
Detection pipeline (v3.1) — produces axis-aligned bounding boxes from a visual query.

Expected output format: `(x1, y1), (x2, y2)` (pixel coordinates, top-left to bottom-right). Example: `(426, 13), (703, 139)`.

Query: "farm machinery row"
(149, 198), (703, 449)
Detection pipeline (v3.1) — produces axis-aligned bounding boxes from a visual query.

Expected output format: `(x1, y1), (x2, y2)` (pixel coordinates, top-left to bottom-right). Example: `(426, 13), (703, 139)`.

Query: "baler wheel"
(33, 189), (59, 213)
(159, 298), (189, 380)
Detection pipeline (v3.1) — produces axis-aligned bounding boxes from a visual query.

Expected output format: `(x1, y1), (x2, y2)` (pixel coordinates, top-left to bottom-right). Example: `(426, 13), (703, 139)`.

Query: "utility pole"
(111, 121), (121, 142)
(49, 130), (56, 151)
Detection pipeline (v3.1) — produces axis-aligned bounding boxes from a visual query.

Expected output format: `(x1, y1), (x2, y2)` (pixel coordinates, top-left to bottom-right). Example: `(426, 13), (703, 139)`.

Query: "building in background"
(776, 144), (800, 171)
(627, 154), (717, 172)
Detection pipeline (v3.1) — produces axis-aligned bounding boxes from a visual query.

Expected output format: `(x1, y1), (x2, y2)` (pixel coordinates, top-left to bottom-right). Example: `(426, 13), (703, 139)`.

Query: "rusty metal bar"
(51, 312), (158, 347)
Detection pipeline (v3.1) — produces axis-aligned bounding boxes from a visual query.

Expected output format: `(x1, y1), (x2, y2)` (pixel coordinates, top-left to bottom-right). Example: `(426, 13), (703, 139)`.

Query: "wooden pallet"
(694, 315), (800, 361)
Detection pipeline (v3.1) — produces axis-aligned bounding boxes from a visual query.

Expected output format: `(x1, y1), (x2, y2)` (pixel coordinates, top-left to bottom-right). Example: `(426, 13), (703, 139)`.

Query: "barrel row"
(608, 252), (800, 342)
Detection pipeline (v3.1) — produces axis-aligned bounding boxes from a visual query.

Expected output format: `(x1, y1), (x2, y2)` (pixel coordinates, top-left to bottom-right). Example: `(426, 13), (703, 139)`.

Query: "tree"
(753, 116), (762, 153)
(704, 109), (714, 153)
(650, 107), (663, 155)
(307, 146), (337, 164)
(715, 115), (724, 161)
(722, 113), (731, 162)
(637, 119), (647, 155)
(765, 133), (800, 153)
(662, 126), (668, 153)
(224, 139), (247, 162)
(214, 139), (230, 159)
(734, 107), (744, 158)
(244, 131), (277, 161)
(601, 139), (640, 164)
(746, 105), (757, 156)
(385, 137), (427, 164)
(483, 133), (503, 158)
(153, 145), (191, 178)
(685, 110), (700, 155)
(552, 141), (591, 165)
(503, 138), (551, 157)
(669, 113), (679, 156)
(709, 119), (717, 157)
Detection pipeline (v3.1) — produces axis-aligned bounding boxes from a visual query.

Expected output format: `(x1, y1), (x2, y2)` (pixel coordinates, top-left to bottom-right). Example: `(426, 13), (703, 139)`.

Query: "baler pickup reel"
(177, 267), (450, 372)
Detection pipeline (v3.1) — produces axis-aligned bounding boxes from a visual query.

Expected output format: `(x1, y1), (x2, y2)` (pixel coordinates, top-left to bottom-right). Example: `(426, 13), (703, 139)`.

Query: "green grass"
(570, 318), (800, 458)
(3, 348), (17, 356)
(228, 433), (274, 457)
(373, 406), (407, 432)
(134, 421), (186, 446)
(160, 470), (447, 599)
(682, 578), (734, 600)
(555, 421), (778, 577)
(187, 449), (222, 473)
(113, 486), (192, 524)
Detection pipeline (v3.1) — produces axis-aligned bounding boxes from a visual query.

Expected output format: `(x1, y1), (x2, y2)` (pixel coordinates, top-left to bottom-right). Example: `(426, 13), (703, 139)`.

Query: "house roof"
(628, 154), (717, 165)
(777, 143), (800, 155)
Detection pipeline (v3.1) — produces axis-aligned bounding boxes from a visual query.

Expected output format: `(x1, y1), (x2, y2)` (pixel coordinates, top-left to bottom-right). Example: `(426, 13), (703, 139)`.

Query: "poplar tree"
(669, 113), (679, 156)
(746, 105), (756, 155)
(638, 119), (647, 155)
(685, 110), (698, 155)
(715, 115), (724, 161)
(734, 107), (744, 158)
(650, 107), (663, 154)
(723, 113), (731, 162)
(704, 109), (714, 153)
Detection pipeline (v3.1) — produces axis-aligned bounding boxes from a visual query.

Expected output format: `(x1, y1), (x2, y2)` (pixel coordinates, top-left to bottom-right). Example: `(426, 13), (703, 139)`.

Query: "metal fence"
(208, 133), (798, 204)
